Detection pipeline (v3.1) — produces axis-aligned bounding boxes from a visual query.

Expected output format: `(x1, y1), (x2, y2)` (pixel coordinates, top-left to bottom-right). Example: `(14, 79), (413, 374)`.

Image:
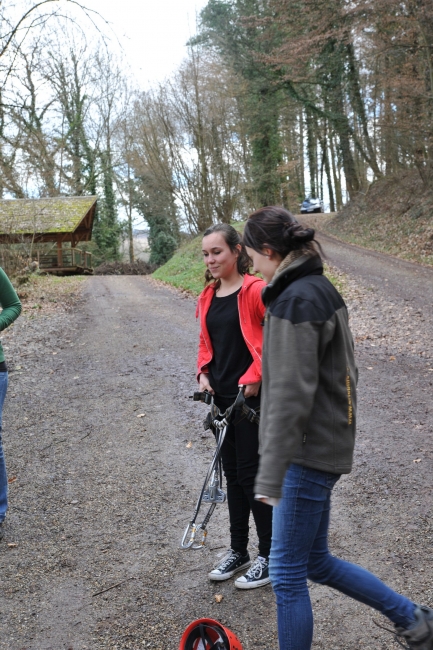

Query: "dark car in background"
(300, 197), (324, 213)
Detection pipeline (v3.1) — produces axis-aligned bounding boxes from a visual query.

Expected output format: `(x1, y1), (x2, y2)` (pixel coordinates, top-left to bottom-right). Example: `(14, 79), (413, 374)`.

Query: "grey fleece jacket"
(255, 252), (357, 500)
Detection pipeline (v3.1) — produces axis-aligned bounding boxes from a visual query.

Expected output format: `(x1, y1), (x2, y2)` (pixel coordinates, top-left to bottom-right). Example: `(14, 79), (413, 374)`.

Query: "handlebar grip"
(193, 391), (213, 405)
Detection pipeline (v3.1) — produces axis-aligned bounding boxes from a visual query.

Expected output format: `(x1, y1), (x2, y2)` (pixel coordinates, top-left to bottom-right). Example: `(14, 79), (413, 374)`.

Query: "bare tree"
(130, 48), (251, 233)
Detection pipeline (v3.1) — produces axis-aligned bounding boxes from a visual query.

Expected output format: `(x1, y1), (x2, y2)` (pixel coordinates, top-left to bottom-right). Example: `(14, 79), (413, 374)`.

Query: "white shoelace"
(245, 556), (267, 579)
(217, 550), (240, 571)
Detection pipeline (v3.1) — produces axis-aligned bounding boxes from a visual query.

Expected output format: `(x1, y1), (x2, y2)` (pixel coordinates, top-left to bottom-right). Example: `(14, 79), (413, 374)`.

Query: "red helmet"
(179, 618), (243, 650)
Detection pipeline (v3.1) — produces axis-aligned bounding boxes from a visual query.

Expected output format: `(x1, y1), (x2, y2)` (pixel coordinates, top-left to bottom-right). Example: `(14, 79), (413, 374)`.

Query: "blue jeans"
(270, 464), (416, 650)
(0, 372), (9, 523)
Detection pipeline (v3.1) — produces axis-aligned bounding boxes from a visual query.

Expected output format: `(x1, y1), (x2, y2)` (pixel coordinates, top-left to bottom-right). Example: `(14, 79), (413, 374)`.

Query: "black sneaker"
(234, 555), (271, 589)
(395, 606), (433, 650)
(208, 549), (251, 581)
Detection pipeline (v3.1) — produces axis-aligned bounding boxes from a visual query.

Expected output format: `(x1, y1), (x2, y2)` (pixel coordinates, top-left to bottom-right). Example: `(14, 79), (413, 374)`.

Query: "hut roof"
(0, 196), (97, 240)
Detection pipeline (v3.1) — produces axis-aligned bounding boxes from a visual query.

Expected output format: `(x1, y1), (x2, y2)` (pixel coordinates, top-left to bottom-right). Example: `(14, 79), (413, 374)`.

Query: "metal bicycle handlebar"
(180, 388), (260, 550)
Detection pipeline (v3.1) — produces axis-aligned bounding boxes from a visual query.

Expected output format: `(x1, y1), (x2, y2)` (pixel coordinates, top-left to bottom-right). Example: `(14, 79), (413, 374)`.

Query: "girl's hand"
(199, 373), (214, 395)
(243, 381), (261, 398)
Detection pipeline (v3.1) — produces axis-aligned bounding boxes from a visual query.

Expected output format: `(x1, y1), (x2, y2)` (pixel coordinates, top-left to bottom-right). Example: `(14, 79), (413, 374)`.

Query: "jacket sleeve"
(0, 268), (21, 331)
(197, 328), (209, 380)
(254, 281), (266, 323)
(239, 281), (265, 385)
(255, 308), (322, 499)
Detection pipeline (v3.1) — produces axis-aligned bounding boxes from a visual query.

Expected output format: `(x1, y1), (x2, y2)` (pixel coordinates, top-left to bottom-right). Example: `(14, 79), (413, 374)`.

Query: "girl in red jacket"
(197, 223), (272, 589)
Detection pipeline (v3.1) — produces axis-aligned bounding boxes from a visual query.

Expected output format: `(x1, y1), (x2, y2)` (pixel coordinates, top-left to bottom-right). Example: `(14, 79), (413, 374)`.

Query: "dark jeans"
(214, 394), (272, 559)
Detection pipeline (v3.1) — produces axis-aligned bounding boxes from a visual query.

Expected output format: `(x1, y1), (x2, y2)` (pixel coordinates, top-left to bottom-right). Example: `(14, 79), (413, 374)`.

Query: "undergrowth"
(12, 274), (86, 316)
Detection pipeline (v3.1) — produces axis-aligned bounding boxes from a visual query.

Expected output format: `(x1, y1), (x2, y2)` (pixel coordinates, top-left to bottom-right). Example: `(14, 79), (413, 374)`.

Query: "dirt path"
(0, 256), (432, 649)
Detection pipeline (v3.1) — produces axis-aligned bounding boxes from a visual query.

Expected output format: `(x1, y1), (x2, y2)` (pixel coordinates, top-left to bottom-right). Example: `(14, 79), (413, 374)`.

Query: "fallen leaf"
(8, 476), (17, 484)
(389, 356), (396, 361)
(186, 441), (193, 448)
(15, 365), (22, 370)
(367, 367), (373, 370)
(7, 543), (17, 548)
(137, 413), (146, 418)
(214, 594), (223, 603)
(52, 352), (57, 355)
(413, 458), (422, 463)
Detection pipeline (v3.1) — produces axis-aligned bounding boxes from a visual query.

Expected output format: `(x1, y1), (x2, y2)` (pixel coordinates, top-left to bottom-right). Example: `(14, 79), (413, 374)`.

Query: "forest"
(1, 0), (432, 265)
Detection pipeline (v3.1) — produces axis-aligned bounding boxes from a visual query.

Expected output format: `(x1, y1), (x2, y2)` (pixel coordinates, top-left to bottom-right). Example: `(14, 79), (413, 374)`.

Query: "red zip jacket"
(196, 274), (266, 386)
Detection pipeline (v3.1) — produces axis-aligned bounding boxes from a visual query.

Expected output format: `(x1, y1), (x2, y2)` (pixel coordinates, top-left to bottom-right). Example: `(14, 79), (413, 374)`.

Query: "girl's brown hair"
(203, 223), (251, 288)
(243, 206), (321, 259)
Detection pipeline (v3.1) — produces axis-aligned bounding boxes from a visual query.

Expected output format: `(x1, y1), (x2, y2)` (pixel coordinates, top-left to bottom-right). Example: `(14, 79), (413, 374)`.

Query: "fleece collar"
(262, 252), (323, 307)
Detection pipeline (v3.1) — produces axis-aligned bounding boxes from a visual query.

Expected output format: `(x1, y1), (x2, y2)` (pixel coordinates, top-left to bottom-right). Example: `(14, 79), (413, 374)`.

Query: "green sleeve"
(0, 267), (22, 331)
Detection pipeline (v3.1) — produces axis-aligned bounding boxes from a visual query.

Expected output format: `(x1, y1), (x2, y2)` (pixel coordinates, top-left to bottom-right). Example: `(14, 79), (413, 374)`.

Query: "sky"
(82, 0), (209, 88)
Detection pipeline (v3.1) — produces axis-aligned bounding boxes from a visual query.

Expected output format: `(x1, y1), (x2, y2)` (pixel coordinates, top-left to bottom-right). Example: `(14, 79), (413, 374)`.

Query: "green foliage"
(92, 203), (122, 264)
(148, 219), (178, 266)
(197, 0), (286, 208)
(152, 234), (206, 295)
(248, 89), (284, 206)
(92, 151), (122, 264)
(133, 172), (179, 266)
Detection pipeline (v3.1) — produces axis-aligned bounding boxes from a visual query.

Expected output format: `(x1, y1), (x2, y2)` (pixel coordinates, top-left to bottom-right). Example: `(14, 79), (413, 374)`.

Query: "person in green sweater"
(0, 268), (22, 540)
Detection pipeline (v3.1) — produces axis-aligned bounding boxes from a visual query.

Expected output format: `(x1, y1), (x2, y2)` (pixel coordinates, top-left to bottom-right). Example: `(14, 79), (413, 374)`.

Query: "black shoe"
(234, 555), (271, 589)
(208, 549), (251, 581)
(0, 522), (4, 540)
(396, 606), (433, 650)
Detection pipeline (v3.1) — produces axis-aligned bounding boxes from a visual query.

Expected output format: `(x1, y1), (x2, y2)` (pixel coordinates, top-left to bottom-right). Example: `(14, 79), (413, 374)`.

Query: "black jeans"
(214, 394), (272, 559)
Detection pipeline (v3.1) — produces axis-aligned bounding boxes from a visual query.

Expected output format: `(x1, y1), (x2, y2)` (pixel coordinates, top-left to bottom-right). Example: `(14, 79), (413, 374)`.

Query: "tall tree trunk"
(346, 43), (382, 180)
(383, 55), (394, 175)
(127, 161), (134, 263)
(323, 123), (335, 212)
(329, 132), (342, 209)
(331, 79), (360, 200)
(299, 108), (305, 197)
(305, 108), (316, 196)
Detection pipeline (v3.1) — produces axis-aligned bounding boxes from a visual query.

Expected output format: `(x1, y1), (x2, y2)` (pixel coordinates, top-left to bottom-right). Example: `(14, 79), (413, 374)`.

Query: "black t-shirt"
(206, 288), (253, 398)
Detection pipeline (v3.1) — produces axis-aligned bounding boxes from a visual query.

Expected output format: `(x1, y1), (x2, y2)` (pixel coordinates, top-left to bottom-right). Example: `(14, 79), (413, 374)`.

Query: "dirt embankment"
(0, 259), (432, 650)
(317, 170), (433, 267)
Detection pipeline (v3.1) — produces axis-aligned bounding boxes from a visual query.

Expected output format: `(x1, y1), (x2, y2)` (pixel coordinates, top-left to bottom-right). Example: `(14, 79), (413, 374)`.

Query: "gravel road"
(317, 231), (433, 318)
(0, 244), (432, 650)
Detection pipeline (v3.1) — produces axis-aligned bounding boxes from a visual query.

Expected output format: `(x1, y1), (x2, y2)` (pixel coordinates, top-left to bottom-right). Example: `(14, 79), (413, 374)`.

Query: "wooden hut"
(0, 196), (97, 274)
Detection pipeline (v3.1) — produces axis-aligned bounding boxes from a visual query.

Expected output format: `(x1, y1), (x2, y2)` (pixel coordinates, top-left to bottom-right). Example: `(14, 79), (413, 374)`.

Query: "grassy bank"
(152, 235), (206, 295)
(153, 226), (347, 297)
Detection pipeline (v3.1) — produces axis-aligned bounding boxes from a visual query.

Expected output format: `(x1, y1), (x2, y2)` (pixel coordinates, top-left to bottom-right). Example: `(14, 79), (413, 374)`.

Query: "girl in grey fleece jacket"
(243, 206), (432, 650)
